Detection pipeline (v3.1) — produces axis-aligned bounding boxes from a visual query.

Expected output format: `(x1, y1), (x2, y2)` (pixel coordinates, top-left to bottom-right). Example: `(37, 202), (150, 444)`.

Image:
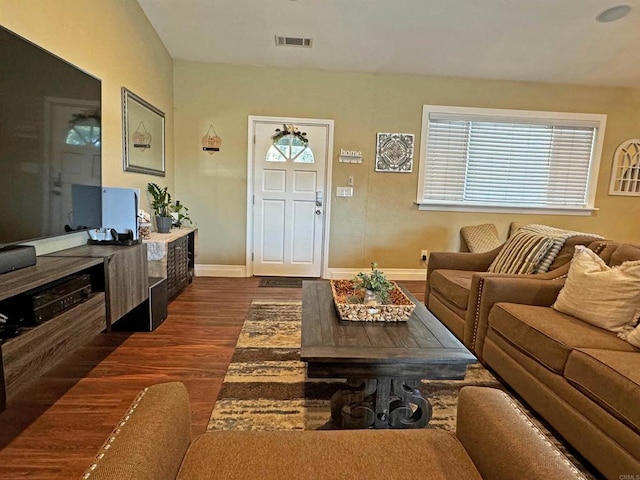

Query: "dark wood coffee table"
(300, 281), (476, 429)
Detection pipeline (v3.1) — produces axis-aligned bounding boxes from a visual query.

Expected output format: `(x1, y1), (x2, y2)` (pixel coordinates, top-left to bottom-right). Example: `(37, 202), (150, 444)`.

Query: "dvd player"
(2, 273), (93, 326)
(30, 273), (92, 324)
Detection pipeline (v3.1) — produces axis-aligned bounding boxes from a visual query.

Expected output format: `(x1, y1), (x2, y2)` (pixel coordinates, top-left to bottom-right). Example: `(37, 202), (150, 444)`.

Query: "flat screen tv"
(0, 26), (101, 247)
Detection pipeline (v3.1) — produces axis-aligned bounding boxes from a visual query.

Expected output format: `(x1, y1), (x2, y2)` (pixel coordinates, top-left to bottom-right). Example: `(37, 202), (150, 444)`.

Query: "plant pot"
(363, 289), (378, 305)
(155, 216), (172, 233)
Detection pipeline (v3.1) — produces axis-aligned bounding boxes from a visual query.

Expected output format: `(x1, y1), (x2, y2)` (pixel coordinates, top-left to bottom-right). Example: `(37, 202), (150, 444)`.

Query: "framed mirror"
(122, 87), (165, 176)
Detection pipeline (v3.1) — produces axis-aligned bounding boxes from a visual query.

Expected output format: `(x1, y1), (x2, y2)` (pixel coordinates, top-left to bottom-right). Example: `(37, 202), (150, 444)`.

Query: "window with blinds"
(417, 106), (607, 215)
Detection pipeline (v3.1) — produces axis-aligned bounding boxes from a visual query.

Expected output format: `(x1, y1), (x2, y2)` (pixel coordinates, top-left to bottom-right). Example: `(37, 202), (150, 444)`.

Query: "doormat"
(207, 301), (599, 479)
(258, 277), (305, 288)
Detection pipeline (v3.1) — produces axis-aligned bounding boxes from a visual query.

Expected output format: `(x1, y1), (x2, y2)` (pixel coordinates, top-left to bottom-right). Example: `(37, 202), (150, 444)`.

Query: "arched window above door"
(66, 116), (100, 147)
(266, 124), (314, 163)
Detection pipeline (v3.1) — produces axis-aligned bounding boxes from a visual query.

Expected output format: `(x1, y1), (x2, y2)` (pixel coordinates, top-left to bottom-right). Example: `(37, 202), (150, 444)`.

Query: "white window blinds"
(418, 106), (606, 214)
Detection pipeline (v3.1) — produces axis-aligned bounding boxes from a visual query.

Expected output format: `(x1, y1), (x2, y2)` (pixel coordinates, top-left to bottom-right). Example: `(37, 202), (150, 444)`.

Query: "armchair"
(83, 382), (588, 480)
(425, 235), (605, 360)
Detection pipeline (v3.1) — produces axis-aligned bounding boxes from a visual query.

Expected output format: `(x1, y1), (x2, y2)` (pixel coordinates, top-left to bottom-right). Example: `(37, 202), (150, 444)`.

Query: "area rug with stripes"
(208, 300), (599, 478)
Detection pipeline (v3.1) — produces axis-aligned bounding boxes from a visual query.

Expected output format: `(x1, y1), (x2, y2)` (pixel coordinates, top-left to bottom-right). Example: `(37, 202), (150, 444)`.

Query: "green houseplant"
(171, 201), (192, 228)
(147, 183), (172, 233)
(353, 262), (394, 304)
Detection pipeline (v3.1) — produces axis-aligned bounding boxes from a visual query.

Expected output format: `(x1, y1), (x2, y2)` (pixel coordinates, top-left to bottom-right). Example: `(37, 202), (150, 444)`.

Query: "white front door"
(251, 118), (330, 277)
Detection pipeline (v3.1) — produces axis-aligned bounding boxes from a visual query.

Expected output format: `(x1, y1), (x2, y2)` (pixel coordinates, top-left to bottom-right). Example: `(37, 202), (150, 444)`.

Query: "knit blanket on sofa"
(517, 224), (604, 273)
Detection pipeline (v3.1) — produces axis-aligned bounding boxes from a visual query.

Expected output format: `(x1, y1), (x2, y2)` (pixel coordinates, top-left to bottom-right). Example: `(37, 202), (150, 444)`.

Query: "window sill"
(415, 202), (598, 216)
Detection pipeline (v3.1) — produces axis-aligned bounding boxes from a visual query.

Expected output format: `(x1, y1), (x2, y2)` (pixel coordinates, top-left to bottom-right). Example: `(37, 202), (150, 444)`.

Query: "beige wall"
(3, 3), (638, 268)
(5, 3), (637, 268)
(174, 61), (640, 269)
(0, 0), (174, 252)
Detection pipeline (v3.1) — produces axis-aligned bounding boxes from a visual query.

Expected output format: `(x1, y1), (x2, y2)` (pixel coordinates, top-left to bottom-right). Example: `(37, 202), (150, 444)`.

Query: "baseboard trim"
(195, 264), (247, 277)
(327, 268), (427, 281)
(194, 265), (426, 280)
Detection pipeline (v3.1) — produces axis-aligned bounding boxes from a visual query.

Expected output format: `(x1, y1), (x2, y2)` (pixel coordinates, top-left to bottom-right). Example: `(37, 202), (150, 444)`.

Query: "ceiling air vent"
(275, 35), (312, 48)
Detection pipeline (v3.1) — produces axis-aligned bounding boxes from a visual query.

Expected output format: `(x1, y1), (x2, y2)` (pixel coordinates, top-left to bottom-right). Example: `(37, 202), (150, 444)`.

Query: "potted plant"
(353, 262), (394, 304)
(147, 183), (172, 233)
(171, 200), (192, 228)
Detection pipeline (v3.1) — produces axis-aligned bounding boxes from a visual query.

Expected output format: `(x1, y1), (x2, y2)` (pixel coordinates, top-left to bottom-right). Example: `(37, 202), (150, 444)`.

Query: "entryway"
(247, 116), (333, 278)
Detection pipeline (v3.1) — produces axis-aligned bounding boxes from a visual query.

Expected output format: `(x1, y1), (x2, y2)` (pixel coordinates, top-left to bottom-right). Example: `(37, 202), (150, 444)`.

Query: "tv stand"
(0, 345), (5, 413)
(0, 256), (105, 411)
(46, 243), (149, 328)
(143, 228), (197, 298)
(0, 243), (148, 412)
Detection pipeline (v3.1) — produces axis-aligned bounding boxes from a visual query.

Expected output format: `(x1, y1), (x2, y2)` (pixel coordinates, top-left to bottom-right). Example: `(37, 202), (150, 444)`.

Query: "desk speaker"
(111, 277), (167, 332)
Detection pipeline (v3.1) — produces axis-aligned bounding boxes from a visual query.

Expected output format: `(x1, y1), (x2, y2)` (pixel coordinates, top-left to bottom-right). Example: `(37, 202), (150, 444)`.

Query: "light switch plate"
(336, 186), (354, 197)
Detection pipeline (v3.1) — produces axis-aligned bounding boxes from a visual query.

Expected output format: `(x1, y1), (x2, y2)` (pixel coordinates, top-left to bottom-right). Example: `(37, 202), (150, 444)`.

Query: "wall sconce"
(202, 125), (222, 154)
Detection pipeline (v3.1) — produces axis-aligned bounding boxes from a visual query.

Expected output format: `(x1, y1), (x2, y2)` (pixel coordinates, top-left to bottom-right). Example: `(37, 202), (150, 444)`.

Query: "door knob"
(315, 209), (322, 215)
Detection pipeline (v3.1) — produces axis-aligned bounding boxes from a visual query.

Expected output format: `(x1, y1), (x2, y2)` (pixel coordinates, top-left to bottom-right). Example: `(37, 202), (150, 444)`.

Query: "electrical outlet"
(421, 250), (429, 262)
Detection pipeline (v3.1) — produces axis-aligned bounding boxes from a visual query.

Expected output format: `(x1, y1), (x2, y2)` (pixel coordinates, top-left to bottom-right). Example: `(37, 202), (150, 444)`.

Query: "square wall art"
(375, 133), (414, 172)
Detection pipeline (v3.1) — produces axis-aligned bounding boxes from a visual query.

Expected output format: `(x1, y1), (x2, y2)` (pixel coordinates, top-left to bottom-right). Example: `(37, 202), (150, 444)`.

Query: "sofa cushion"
(553, 246), (640, 333)
(565, 348), (640, 435)
(489, 303), (637, 373)
(178, 429), (482, 480)
(586, 240), (619, 263)
(548, 235), (603, 271)
(610, 243), (640, 266)
(429, 269), (473, 310)
(488, 230), (556, 274)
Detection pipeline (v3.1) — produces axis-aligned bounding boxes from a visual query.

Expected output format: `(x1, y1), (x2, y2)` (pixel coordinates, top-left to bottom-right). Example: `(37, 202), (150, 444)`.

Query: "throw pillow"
(516, 224), (603, 274)
(553, 245), (640, 333)
(487, 230), (556, 274)
(508, 222), (529, 238)
(460, 223), (501, 253)
(619, 324), (640, 349)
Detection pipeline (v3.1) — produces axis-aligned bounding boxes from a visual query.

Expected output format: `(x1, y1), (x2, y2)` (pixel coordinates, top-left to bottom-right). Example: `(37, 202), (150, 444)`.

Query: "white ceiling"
(137, 0), (640, 88)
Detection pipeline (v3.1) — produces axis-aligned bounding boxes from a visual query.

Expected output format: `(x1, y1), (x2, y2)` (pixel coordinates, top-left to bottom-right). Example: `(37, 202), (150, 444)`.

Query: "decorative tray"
(330, 280), (416, 322)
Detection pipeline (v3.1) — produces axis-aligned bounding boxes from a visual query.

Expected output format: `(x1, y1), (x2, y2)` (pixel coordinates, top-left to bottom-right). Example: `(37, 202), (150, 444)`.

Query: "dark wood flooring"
(0, 277), (425, 479)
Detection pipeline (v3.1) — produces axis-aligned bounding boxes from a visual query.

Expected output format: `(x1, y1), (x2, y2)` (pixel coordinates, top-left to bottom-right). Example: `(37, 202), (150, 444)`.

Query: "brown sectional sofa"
(83, 382), (587, 480)
(426, 241), (640, 478)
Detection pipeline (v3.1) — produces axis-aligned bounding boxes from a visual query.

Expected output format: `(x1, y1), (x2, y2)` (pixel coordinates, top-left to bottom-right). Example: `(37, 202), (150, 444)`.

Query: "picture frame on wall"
(122, 87), (165, 176)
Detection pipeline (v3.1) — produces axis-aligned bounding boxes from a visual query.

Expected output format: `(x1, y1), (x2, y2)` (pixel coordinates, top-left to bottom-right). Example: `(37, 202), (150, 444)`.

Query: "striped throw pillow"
(488, 230), (556, 274)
